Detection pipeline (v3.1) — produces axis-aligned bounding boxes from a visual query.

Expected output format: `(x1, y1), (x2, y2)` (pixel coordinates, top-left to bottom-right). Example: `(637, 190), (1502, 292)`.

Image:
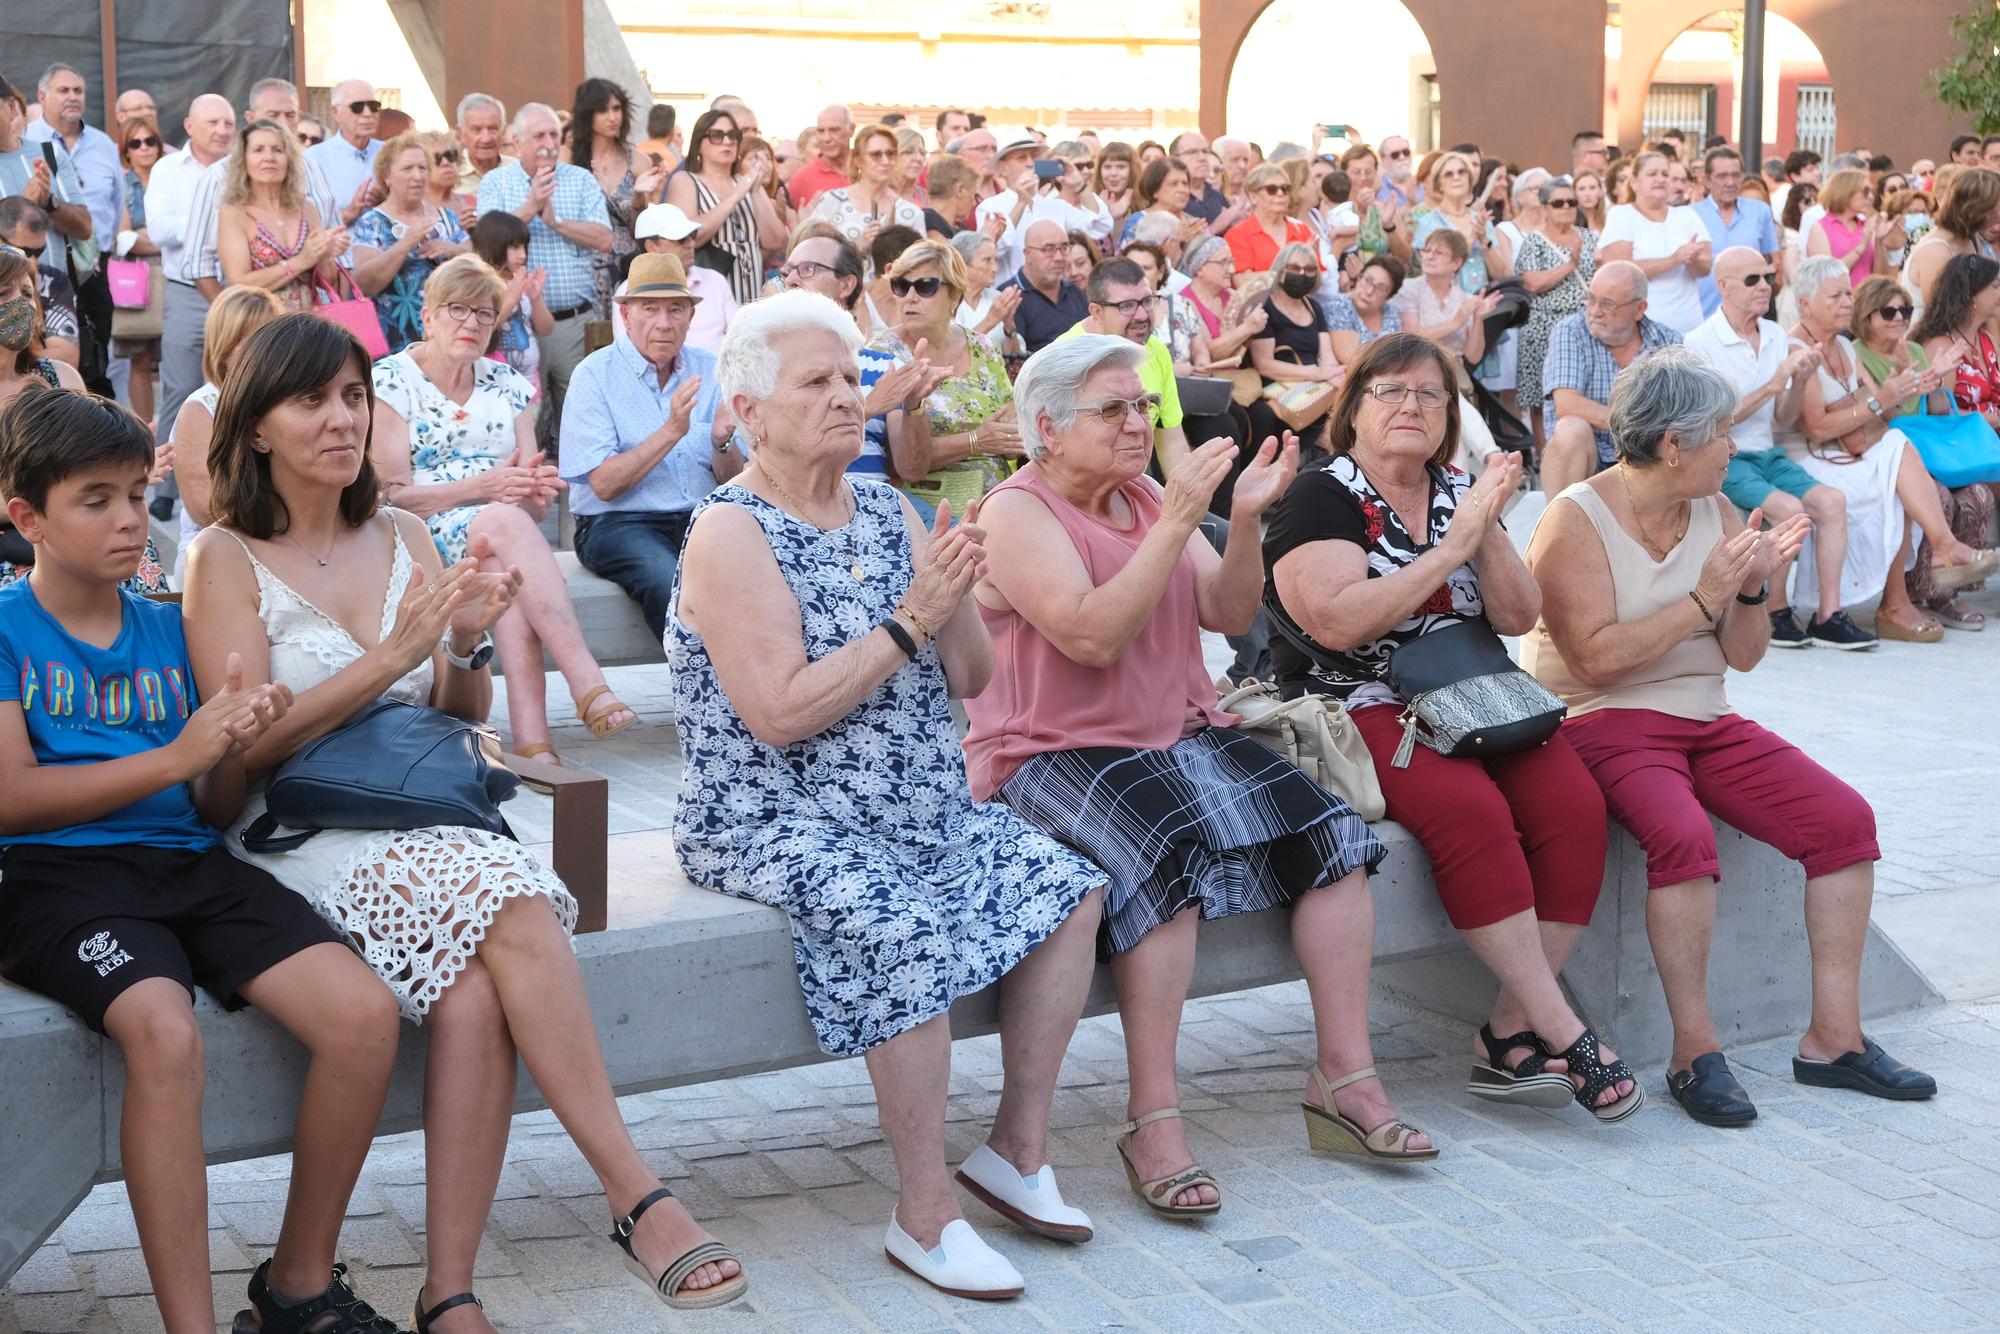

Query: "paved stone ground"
(9, 594), (2000, 1332)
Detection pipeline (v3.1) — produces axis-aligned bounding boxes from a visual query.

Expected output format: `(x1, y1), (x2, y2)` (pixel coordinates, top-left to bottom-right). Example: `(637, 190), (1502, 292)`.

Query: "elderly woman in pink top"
(966, 335), (1435, 1223)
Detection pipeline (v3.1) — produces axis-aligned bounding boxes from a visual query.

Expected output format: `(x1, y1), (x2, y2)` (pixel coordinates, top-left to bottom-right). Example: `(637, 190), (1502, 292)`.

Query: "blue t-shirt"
(0, 582), (212, 850)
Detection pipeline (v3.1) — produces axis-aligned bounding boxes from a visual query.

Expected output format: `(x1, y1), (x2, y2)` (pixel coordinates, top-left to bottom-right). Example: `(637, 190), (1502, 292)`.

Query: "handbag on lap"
(1219, 679), (1385, 820)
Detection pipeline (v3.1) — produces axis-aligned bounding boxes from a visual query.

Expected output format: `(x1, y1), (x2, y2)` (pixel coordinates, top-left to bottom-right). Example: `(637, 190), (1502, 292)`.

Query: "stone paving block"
(1134, 1294), (1251, 1331)
(838, 1281), (962, 1332)
(1073, 1245), (1191, 1300)
(4, 1247), (78, 1296)
(1414, 1292), (1532, 1332)
(1382, 1224), (1494, 1272)
(1284, 1272), (1420, 1329)
(1579, 1239), (1702, 1287)
(54, 1209), (141, 1257)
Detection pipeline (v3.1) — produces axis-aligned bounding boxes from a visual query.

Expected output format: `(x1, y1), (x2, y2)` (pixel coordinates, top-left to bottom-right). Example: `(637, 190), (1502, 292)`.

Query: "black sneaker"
(147, 495), (176, 523)
(1806, 611), (1879, 651)
(1768, 608), (1811, 648)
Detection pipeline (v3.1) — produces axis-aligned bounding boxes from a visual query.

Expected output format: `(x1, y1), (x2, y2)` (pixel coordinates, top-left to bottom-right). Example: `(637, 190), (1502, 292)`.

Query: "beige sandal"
(1302, 1066), (1439, 1162)
(573, 684), (636, 739)
(510, 742), (562, 766)
(1114, 1109), (1221, 1218)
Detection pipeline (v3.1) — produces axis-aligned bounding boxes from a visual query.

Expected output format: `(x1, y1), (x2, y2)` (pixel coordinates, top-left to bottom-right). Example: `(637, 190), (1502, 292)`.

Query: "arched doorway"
(1620, 8), (1831, 159)
(1223, 0), (1433, 153)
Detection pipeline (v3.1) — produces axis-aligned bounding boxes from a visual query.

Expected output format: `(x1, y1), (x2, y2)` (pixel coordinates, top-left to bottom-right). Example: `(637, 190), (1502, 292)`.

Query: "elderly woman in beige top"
(1524, 347), (1936, 1129)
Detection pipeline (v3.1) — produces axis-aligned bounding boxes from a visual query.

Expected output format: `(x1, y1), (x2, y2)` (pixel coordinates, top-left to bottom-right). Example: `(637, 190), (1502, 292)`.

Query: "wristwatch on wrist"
(1736, 584), (1770, 606)
(443, 632), (495, 672)
(1865, 394), (1884, 417)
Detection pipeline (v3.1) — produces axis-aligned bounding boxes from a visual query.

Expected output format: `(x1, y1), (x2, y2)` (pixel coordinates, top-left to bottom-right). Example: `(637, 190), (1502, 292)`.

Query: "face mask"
(1279, 272), (1318, 298)
(0, 294), (35, 352)
(1905, 212), (1931, 235)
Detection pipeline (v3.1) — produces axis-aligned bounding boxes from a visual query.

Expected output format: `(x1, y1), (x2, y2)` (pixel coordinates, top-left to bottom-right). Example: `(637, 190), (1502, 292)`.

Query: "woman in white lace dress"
(182, 314), (745, 1327)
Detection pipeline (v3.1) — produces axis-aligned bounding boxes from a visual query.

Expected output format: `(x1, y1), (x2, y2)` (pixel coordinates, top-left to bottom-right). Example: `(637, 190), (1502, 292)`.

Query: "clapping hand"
(451, 533), (524, 636)
(173, 652), (293, 775)
(901, 337), (950, 407)
(1444, 452), (1523, 557)
(1162, 436), (1236, 531)
(1747, 511), (1810, 584)
(1229, 431), (1301, 519)
(902, 499), (987, 628)
(149, 442), (176, 487)
(380, 560), (475, 674)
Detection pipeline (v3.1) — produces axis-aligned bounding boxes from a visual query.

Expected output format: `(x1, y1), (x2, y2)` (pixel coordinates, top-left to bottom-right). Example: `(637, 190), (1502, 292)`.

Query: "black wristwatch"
(1736, 584), (1770, 606)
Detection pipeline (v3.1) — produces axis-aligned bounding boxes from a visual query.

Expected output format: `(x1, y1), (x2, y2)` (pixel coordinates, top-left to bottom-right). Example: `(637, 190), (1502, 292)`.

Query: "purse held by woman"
(1219, 679), (1385, 820)
(1384, 617), (1566, 768)
(239, 700), (520, 853)
(312, 268), (391, 360)
(1895, 396), (2000, 489)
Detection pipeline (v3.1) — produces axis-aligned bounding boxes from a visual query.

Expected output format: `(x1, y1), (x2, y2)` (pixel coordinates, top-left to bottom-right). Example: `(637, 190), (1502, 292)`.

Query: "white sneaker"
(883, 1212), (1024, 1301)
(954, 1142), (1095, 1242)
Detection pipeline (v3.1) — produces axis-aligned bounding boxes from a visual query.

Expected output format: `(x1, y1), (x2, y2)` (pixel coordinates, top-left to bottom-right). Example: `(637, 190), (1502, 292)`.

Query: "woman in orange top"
(1226, 163), (1317, 280)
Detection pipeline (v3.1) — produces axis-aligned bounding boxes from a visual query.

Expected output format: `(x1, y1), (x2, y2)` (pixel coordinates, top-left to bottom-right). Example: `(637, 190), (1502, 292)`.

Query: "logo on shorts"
(77, 931), (134, 977)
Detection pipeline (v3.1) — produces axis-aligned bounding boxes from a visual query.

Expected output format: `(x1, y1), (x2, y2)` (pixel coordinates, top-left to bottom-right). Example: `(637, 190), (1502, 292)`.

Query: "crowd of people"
(0, 63), (1983, 1329)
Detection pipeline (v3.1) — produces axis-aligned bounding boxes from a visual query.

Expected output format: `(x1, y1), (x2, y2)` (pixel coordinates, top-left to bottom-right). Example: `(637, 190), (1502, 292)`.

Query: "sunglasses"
(1257, 184), (1289, 196)
(705, 128), (742, 144)
(862, 148), (897, 161)
(1385, 148), (1412, 159)
(433, 149), (460, 164)
(1547, 198), (1578, 208)
(1083, 393), (1162, 424)
(346, 100), (382, 115)
(1876, 304), (1914, 321)
(124, 135), (161, 151)
(1738, 272), (1772, 286)
(6, 240), (46, 259)
(888, 275), (944, 298)
(297, 131), (324, 146)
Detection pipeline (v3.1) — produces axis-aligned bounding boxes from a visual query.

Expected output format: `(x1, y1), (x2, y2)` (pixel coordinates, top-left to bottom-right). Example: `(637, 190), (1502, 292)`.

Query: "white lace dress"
(219, 513), (576, 1021)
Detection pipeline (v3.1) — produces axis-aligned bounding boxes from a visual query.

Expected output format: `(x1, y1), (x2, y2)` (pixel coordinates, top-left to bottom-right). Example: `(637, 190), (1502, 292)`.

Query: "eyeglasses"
(439, 302), (499, 326)
(705, 128), (742, 144)
(1279, 265), (1317, 277)
(1876, 304), (1914, 321)
(346, 100), (382, 115)
(1023, 242), (1068, 257)
(1440, 168), (1469, 179)
(124, 135), (160, 150)
(888, 275), (944, 298)
(1584, 294), (1641, 313)
(433, 149), (460, 165)
(781, 259), (832, 281)
(1083, 393), (1162, 424)
(863, 148), (896, 161)
(1546, 198), (1578, 208)
(1738, 271), (1772, 287)
(297, 131), (324, 146)
(1094, 297), (1150, 316)
(1365, 383), (1452, 409)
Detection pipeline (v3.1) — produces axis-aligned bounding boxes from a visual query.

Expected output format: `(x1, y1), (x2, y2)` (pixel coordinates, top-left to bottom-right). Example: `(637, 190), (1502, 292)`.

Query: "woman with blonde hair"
(895, 126), (930, 206)
(810, 123), (926, 245)
(1806, 168), (1893, 288)
(1574, 168), (1608, 231)
(218, 119), (347, 313)
(167, 285), (288, 577)
(1410, 150), (1513, 294)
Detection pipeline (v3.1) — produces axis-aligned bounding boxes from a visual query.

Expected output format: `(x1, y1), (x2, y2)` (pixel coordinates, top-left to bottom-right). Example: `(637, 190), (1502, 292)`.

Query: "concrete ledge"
(0, 819), (1942, 1284)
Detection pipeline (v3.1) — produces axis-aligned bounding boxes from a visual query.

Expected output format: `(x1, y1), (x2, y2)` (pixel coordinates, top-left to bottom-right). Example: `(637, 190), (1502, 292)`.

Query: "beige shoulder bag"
(1219, 679), (1385, 822)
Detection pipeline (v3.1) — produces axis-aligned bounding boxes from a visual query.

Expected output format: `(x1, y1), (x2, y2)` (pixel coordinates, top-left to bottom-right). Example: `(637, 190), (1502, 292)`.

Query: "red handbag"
(312, 267), (390, 360)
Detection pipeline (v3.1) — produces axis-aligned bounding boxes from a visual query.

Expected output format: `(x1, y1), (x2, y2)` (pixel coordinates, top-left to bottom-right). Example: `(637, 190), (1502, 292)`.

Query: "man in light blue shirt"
(22, 63), (119, 394)
(1691, 147), (1778, 317)
(560, 254), (740, 640)
(302, 79), (385, 226)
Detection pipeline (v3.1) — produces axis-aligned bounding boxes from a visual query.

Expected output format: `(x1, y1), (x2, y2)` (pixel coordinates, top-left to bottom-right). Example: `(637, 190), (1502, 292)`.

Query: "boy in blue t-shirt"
(0, 389), (406, 1334)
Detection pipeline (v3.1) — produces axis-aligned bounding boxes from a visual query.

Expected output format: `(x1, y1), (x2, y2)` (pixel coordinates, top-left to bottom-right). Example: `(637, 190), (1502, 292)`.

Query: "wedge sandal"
(1547, 1027), (1645, 1123)
(1302, 1065), (1439, 1161)
(1468, 1025), (1575, 1109)
(1115, 1108), (1221, 1217)
(610, 1186), (750, 1310)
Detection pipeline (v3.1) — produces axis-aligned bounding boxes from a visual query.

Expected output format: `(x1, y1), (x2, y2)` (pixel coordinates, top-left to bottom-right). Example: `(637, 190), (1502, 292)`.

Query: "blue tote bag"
(1897, 395), (2000, 488)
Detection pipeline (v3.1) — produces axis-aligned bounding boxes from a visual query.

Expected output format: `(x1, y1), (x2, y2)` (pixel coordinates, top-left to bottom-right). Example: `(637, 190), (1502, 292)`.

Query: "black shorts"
(0, 842), (346, 1033)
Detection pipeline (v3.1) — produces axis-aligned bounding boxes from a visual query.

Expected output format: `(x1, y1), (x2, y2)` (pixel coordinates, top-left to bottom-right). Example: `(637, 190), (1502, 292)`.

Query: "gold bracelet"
(896, 604), (934, 641)
(1688, 588), (1715, 623)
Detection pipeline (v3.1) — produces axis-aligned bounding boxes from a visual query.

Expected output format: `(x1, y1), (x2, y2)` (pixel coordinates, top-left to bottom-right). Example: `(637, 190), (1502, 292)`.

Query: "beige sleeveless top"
(1521, 482), (1732, 722)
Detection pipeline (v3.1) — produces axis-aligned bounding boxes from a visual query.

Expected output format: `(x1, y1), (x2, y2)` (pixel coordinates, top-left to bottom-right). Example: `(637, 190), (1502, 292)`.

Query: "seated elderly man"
(968, 336), (1431, 1219)
(1540, 260), (1683, 496)
(560, 253), (739, 642)
(670, 290), (1107, 1301)
(1006, 218), (1090, 356)
(615, 202), (738, 353)
(1685, 246), (1866, 647)
(1523, 348), (1936, 1127)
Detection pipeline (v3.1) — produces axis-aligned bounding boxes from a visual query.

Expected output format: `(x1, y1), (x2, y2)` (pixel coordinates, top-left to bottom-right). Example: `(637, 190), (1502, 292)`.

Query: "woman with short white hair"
(969, 335), (1434, 1224)
(669, 290), (1107, 1302)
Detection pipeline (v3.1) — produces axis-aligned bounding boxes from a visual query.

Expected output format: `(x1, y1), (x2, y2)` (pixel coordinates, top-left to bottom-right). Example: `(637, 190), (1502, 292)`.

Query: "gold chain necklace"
(759, 467), (866, 581)
(1617, 464), (1687, 561)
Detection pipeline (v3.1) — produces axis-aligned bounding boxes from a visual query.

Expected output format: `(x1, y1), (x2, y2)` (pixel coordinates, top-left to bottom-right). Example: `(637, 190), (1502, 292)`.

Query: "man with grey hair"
(24, 62), (119, 394)
(114, 86), (158, 130)
(978, 139), (1111, 284)
(455, 91), (513, 201)
(710, 95), (759, 133)
(479, 101), (613, 450)
(1540, 260), (1682, 496)
(1212, 136), (1253, 205)
(1130, 212), (1191, 295)
(788, 104), (854, 211)
(303, 78), (384, 224)
(1004, 218), (1088, 356)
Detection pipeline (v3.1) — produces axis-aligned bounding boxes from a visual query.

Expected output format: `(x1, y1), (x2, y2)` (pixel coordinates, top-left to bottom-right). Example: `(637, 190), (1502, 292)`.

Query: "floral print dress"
(859, 327), (1014, 517)
(1513, 228), (1598, 410)
(370, 350), (535, 563)
(350, 205), (469, 354)
(667, 480), (1104, 1055)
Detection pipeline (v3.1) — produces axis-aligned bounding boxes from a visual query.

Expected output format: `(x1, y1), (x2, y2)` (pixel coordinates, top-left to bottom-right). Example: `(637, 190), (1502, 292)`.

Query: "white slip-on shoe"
(954, 1143), (1095, 1242)
(883, 1212), (1024, 1301)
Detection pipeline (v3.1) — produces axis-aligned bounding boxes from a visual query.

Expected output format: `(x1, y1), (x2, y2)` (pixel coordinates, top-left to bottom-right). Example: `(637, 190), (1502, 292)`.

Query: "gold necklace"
(1617, 464), (1687, 561)
(759, 467), (865, 581)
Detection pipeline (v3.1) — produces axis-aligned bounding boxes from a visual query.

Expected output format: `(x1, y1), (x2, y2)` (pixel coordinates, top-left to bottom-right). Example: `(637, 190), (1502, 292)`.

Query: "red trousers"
(1354, 704), (1608, 931)
(1564, 708), (1879, 889)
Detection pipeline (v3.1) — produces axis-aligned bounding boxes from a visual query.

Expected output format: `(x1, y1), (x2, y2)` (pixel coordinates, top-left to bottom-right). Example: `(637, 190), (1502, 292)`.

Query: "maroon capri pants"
(1354, 704), (1609, 931)
(1563, 708), (1880, 890)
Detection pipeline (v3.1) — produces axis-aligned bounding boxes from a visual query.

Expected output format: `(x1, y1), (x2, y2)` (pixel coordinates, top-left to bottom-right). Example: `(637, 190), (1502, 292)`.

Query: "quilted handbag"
(1895, 397), (2000, 489)
(1384, 617), (1566, 768)
(1218, 679), (1385, 821)
(238, 700), (519, 853)
(312, 268), (391, 361)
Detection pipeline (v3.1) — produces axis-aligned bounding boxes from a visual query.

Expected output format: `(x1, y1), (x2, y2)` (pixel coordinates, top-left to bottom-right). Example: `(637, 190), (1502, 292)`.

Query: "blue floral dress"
(350, 206), (468, 354)
(370, 350), (534, 563)
(667, 480), (1105, 1055)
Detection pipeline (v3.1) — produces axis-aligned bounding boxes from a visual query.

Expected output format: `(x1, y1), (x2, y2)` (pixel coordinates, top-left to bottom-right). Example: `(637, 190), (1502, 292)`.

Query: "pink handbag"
(107, 257), (150, 308)
(312, 268), (390, 361)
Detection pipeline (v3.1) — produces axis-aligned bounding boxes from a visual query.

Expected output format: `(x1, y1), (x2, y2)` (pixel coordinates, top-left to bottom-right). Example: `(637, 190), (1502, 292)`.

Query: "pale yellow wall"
(302, 0), (445, 127)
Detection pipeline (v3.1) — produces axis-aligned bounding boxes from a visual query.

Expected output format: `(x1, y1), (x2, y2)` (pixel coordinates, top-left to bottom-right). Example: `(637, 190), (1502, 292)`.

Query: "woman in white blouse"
(1597, 151), (1712, 334)
(809, 122), (926, 245)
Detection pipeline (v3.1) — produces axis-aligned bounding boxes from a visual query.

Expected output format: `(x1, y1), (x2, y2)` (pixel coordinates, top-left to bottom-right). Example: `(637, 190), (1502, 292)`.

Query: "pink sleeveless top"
(1820, 215), (1874, 289)
(962, 466), (1234, 800)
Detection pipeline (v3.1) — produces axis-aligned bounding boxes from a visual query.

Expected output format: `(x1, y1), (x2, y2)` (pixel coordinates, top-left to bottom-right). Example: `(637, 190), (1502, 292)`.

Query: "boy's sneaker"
(1806, 611), (1879, 651)
(232, 1260), (408, 1334)
(1768, 608), (1811, 648)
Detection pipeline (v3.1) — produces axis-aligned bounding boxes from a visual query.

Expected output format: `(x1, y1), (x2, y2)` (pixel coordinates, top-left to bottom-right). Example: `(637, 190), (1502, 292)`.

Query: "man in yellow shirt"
(1059, 257), (1188, 474)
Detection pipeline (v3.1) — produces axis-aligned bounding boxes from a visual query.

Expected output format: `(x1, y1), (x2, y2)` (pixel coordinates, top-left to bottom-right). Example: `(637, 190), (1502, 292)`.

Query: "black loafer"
(1666, 1051), (1757, 1127)
(1794, 1038), (1937, 1101)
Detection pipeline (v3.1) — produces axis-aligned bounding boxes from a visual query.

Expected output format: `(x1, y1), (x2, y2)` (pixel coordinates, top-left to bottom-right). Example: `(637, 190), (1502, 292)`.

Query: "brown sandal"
(1874, 608), (1943, 643)
(511, 742), (562, 766)
(573, 684), (636, 738)
(1302, 1066), (1439, 1162)
(1115, 1108), (1221, 1217)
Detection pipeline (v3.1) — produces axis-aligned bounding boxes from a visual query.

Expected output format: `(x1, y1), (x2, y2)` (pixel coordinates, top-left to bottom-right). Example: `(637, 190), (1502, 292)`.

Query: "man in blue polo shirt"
(559, 254), (739, 641)
(302, 79), (385, 225)
(1006, 218), (1088, 356)
(1692, 147), (1779, 317)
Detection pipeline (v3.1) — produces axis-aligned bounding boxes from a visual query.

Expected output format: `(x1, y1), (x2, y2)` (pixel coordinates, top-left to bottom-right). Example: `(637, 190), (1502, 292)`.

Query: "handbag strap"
(239, 810), (317, 854)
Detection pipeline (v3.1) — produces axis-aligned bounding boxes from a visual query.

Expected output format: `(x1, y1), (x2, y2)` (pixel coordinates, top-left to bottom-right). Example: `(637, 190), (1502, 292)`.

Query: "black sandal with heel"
(415, 1291), (481, 1333)
(230, 1260), (407, 1334)
(1550, 1027), (1644, 1123)
(610, 1185), (750, 1310)
(1469, 1025), (1575, 1109)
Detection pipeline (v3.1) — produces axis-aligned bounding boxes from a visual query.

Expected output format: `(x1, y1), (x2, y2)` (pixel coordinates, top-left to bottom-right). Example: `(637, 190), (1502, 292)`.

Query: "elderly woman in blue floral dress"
(669, 290), (1107, 1304)
(370, 255), (636, 762)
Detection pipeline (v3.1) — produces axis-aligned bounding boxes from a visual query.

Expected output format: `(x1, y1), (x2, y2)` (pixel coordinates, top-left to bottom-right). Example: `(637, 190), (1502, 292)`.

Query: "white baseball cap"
(634, 202), (699, 241)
